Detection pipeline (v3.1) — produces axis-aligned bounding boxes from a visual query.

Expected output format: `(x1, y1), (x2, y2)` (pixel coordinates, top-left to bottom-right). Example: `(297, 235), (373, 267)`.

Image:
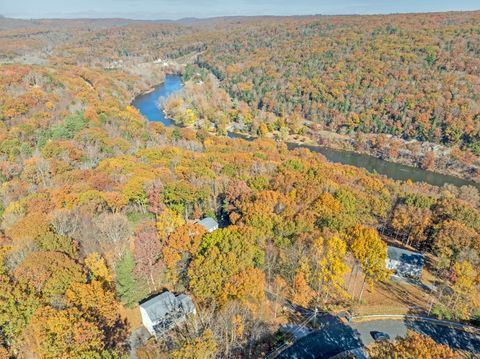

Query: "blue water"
(133, 75), (477, 189)
(287, 143), (478, 188)
(132, 75), (183, 126)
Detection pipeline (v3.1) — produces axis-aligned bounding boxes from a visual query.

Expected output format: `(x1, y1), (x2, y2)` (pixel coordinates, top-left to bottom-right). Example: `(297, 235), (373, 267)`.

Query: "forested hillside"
(0, 12), (479, 358)
(3, 13), (480, 163)
(192, 12), (480, 180)
(200, 12), (480, 145)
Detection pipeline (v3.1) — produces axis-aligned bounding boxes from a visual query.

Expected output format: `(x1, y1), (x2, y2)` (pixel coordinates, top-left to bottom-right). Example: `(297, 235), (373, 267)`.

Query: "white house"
(139, 291), (196, 337)
(197, 217), (219, 233)
(386, 246), (424, 279)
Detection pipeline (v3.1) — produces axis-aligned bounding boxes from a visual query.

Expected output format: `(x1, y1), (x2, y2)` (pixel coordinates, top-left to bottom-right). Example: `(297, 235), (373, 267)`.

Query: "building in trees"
(197, 217), (219, 233)
(139, 291), (196, 337)
(386, 246), (424, 279)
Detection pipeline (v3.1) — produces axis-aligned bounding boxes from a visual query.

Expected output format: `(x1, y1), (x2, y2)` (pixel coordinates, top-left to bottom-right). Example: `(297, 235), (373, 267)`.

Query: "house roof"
(387, 246), (424, 267)
(198, 217), (218, 231)
(140, 292), (177, 323)
(140, 291), (196, 325)
(177, 294), (195, 313)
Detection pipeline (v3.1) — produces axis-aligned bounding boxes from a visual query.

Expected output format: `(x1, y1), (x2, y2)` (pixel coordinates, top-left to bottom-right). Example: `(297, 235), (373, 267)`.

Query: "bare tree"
(50, 208), (81, 237)
(97, 213), (131, 258)
(35, 155), (52, 188)
(61, 210), (102, 256)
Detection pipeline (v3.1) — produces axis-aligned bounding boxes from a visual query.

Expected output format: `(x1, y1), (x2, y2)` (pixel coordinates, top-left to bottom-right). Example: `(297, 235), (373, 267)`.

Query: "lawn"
(352, 270), (434, 317)
(122, 305), (143, 330)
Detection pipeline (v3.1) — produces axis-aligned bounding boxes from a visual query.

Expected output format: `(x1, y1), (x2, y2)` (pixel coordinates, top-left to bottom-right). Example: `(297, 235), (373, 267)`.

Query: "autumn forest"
(0, 10), (479, 359)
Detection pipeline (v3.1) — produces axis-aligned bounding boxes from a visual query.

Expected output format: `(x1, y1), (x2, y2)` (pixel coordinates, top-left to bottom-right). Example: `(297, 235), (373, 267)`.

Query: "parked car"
(371, 331), (391, 341)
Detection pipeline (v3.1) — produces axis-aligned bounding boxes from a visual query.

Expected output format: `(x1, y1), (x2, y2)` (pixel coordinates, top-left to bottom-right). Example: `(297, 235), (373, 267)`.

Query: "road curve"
(276, 315), (480, 358)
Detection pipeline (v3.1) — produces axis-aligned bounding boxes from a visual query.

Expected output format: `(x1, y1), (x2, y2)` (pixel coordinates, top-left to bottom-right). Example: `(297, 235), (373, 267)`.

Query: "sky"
(1, 0), (479, 20)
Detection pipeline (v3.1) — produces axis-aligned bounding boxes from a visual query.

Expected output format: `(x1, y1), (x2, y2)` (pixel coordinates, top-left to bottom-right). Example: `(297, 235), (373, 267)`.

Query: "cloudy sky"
(1, 0), (479, 19)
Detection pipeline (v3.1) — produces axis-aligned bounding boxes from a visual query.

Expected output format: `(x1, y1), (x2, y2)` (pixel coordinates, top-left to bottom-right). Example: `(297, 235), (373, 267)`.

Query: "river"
(133, 75), (183, 127)
(132, 75), (477, 189)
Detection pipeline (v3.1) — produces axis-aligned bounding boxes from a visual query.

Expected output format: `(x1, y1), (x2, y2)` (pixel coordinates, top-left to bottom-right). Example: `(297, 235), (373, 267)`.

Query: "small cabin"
(386, 246), (424, 279)
(197, 217), (219, 233)
(139, 291), (195, 338)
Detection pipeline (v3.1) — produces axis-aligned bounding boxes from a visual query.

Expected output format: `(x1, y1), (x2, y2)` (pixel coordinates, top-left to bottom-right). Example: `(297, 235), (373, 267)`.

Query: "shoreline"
(129, 81), (164, 105)
(130, 69), (184, 105)
(226, 129), (479, 188)
(311, 132), (480, 185)
(134, 78), (479, 189)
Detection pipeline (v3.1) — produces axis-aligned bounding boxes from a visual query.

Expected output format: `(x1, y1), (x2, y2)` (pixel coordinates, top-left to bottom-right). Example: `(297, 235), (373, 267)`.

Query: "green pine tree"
(115, 251), (147, 308)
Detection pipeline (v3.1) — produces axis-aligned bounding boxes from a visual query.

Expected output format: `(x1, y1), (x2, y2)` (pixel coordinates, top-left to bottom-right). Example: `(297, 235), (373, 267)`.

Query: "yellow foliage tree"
(347, 225), (389, 302)
(84, 252), (112, 283)
(368, 332), (460, 359)
(312, 236), (349, 303)
(291, 270), (315, 307)
(171, 330), (217, 359)
(451, 261), (478, 318)
(26, 307), (104, 358)
(65, 280), (120, 326)
(156, 208), (185, 240)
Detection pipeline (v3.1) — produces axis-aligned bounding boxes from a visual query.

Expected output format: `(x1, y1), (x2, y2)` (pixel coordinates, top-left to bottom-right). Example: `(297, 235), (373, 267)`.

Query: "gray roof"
(140, 292), (177, 323)
(198, 217), (218, 231)
(388, 246), (424, 267)
(177, 294), (195, 313)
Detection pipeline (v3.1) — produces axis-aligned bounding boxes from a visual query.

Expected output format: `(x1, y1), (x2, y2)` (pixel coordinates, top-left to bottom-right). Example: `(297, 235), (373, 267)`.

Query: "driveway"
(276, 315), (480, 358)
(128, 326), (151, 359)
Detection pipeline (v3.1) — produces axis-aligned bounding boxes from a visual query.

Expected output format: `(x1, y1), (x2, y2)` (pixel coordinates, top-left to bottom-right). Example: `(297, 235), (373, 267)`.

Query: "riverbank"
(225, 121), (480, 186)
(225, 126), (480, 188)
(310, 129), (480, 185)
(132, 75), (184, 126)
(133, 75), (479, 189)
(123, 62), (184, 103)
(161, 73), (480, 186)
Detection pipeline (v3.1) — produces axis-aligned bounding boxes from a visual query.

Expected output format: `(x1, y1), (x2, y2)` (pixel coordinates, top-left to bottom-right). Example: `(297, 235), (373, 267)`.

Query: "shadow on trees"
(404, 318), (480, 354)
(276, 314), (362, 359)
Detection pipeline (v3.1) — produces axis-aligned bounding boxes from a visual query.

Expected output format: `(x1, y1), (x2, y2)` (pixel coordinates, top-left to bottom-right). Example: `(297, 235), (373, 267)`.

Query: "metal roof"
(387, 246), (424, 267)
(140, 291), (196, 325)
(198, 217), (218, 231)
(177, 294), (195, 313)
(140, 292), (176, 323)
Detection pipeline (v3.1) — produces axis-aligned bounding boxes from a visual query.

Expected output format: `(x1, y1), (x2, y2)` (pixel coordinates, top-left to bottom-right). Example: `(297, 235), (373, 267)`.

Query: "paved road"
(349, 320), (407, 347)
(276, 314), (361, 359)
(276, 315), (480, 358)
